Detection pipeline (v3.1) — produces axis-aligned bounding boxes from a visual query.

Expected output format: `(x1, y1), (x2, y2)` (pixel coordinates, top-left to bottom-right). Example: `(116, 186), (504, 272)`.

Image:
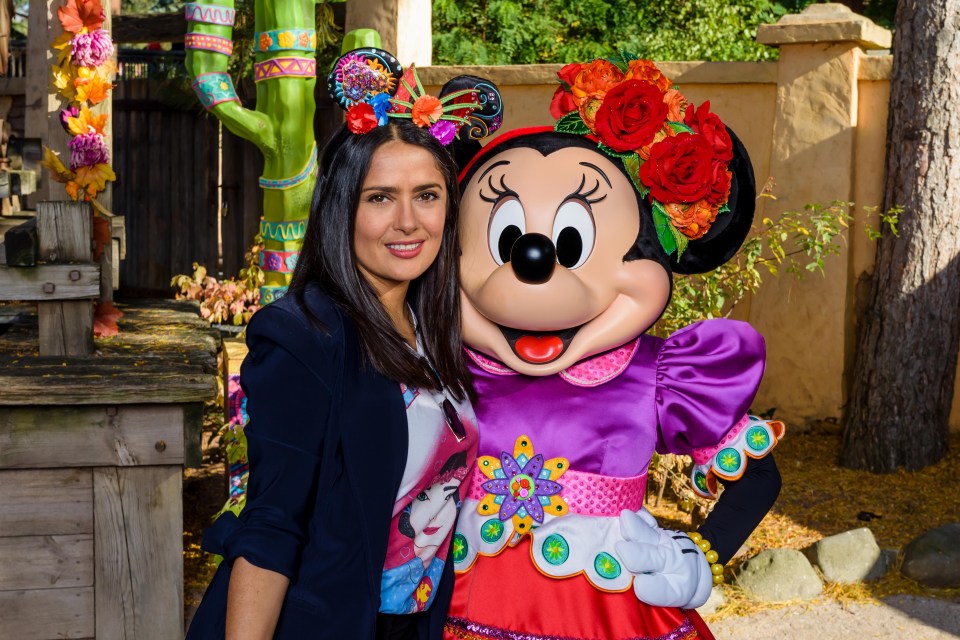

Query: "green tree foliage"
(433, 0), (789, 64)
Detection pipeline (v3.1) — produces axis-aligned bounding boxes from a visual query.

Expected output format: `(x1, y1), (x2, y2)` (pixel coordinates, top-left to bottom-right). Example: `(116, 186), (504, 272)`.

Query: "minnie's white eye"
(488, 198), (526, 266)
(552, 200), (595, 269)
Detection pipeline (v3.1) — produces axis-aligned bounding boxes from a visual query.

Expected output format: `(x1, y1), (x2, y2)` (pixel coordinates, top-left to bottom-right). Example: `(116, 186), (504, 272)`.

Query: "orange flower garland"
(41, 0), (117, 204)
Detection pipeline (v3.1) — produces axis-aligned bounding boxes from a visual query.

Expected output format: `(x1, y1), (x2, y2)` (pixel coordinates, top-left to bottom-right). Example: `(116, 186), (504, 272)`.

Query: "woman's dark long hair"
(289, 122), (474, 403)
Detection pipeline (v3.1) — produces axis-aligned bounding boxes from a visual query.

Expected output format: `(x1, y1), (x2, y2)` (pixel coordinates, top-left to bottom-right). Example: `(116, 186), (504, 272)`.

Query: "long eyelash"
(569, 174), (607, 205)
(479, 174), (518, 203)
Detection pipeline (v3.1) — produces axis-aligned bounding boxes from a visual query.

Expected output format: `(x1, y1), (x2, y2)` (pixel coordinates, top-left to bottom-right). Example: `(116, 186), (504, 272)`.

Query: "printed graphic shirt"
(378, 364), (478, 614)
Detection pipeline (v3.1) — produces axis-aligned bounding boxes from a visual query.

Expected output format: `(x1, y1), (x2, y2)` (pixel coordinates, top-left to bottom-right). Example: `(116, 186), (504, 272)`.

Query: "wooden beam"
(0, 371), (218, 405)
(36, 201), (96, 355)
(0, 468), (93, 537)
(94, 466), (183, 639)
(0, 263), (101, 301)
(0, 405), (185, 469)
(0, 534), (94, 591)
(0, 587), (94, 640)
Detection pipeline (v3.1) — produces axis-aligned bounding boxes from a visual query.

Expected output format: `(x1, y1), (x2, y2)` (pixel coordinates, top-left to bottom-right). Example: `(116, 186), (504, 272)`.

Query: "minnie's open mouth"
(497, 324), (583, 364)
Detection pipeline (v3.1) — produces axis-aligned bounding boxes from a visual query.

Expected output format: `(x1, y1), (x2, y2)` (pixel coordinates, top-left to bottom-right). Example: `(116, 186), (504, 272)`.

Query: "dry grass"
(648, 427), (960, 619)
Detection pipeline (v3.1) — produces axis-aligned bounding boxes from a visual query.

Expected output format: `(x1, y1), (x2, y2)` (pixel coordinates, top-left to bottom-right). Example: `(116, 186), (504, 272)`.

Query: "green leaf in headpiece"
(667, 121), (694, 135)
(621, 153), (650, 199)
(597, 143), (635, 160)
(653, 199), (696, 258)
(555, 111), (591, 135)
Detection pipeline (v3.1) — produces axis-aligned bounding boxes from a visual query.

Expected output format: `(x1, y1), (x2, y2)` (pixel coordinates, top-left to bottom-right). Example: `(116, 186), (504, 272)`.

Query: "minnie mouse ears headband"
(548, 52), (751, 259)
(327, 47), (503, 147)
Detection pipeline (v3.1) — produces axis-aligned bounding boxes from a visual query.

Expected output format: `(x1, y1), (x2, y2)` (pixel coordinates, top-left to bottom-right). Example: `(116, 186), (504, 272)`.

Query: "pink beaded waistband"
(466, 466), (647, 517)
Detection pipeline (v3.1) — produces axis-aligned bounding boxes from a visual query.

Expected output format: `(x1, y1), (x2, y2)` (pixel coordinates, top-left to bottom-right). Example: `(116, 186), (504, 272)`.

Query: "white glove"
(614, 508), (713, 609)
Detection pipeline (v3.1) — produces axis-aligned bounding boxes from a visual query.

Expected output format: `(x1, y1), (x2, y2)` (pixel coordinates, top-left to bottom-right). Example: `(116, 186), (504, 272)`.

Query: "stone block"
(736, 548), (822, 602)
(756, 3), (892, 49)
(901, 523), (960, 589)
(803, 527), (885, 583)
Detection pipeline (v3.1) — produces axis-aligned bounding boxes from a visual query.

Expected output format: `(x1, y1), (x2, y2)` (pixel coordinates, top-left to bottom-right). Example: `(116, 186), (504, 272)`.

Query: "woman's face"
(354, 140), (448, 296)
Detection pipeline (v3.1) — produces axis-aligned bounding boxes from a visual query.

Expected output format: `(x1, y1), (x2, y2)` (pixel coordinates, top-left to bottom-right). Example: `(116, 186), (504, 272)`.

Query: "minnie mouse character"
(443, 55), (785, 640)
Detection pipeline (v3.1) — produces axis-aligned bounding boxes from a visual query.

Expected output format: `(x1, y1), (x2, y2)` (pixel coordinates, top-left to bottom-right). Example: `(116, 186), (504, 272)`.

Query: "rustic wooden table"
(0, 298), (219, 640)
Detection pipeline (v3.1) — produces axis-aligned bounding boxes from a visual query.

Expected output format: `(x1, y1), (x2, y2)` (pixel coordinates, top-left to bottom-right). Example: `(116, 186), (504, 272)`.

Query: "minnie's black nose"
(510, 233), (556, 284)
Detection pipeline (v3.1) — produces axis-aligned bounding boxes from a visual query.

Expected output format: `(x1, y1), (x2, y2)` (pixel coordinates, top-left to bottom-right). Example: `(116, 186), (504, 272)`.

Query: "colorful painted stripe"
(260, 285), (288, 305)
(184, 3), (236, 26)
(185, 33), (234, 56)
(259, 219), (308, 242)
(256, 29), (317, 52)
(191, 72), (239, 110)
(258, 249), (299, 274)
(253, 57), (317, 82)
(258, 144), (317, 190)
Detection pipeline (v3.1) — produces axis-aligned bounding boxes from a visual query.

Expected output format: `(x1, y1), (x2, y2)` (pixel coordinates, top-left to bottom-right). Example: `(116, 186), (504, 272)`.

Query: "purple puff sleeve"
(655, 319), (766, 458)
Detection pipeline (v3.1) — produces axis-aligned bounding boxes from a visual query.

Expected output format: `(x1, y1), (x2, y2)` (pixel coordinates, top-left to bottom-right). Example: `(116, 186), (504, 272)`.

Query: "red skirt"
(444, 538), (715, 640)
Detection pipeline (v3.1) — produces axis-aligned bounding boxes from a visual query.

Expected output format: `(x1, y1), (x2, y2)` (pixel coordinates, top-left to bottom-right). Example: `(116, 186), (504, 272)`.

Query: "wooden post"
(25, 1), (69, 204)
(96, 0), (116, 303)
(37, 201), (94, 356)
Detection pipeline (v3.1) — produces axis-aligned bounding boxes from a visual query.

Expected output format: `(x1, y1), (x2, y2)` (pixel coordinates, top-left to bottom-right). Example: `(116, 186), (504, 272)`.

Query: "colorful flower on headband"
(346, 102), (378, 134)
(369, 92), (392, 125)
(429, 120), (458, 146)
(552, 52), (736, 256)
(387, 66), (481, 146)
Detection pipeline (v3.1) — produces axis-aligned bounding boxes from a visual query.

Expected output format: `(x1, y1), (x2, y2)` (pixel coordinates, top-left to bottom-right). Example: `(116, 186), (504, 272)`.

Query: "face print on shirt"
(398, 450), (469, 566)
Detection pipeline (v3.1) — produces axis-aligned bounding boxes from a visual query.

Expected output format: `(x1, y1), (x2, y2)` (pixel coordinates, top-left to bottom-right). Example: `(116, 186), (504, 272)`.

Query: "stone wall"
(353, 4), (960, 431)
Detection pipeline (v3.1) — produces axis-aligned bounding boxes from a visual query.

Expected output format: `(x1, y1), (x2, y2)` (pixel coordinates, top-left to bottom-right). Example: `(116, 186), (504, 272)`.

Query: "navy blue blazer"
(186, 285), (455, 639)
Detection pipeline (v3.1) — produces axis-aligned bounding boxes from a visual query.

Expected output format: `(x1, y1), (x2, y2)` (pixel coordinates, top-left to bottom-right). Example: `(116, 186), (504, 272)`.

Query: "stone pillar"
(345, 0), (431, 65)
(751, 4), (890, 425)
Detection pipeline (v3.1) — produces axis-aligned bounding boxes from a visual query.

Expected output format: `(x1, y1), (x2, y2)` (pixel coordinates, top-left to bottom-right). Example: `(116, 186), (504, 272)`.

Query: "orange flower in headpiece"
(624, 59), (672, 93)
(411, 95), (443, 127)
(569, 59), (624, 105)
(663, 199), (720, 240)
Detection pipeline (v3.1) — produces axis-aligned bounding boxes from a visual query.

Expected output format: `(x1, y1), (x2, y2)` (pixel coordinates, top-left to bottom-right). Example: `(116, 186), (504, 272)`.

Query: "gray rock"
(735, 548), (822, 602)
(803, 527), (886, 583)
(901, 522), (960, 588)
(695, 587), (725, 616)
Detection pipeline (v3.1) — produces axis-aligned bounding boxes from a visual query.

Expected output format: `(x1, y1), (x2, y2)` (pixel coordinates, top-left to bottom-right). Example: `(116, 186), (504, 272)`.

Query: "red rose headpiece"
(550, 52), (737, 256)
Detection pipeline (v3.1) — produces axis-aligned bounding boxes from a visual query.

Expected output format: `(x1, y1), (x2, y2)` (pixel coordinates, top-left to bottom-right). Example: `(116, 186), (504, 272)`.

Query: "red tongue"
(515, 335), (564, 364)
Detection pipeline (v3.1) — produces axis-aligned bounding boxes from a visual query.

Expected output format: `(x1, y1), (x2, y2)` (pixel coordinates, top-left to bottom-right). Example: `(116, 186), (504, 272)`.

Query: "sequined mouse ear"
(439, 75), (503, 142)
(326, 47), (403, 110)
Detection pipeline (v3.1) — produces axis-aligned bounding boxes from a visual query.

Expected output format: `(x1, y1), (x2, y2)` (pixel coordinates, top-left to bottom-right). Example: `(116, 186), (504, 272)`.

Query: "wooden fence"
(111, 78), (340, 297)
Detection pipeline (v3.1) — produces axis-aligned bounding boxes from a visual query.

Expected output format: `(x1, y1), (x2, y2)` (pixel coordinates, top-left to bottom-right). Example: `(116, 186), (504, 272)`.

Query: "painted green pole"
(185, 0), (318, 303)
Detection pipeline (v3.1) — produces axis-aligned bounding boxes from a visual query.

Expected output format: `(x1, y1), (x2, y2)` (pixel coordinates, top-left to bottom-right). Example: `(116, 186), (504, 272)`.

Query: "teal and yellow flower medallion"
(594, 552), (622, 579)
(542, 534), (570, 566)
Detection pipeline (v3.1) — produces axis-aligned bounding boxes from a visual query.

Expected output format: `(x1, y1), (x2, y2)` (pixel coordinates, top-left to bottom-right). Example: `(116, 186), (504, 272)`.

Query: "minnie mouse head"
(456, 54), (756, 376)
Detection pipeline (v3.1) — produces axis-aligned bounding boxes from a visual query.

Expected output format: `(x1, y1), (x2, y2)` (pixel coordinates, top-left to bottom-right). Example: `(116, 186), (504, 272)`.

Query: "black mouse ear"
(326, 48), (403, 110)
(670, 126), (756, 275)
(439, 75), (504, 170)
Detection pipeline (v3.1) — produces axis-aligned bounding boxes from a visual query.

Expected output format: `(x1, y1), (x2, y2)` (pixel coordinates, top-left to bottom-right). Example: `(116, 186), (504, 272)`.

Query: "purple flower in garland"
(68, 131), (110, 170)
(429, 119), (458, 146)
(481, 450), (563, 524)
(59, 105), (80, 132)
(70, 29), (115, 68)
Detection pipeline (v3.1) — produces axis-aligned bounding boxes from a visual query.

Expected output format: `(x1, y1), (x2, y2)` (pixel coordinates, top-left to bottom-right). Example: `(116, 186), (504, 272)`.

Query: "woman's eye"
(368, 193), (389, 203)
(552, 200), (595, 269)
(416, 491), (428, 501)
(487, 198), (526, 266)
(418, 191), (440, 202)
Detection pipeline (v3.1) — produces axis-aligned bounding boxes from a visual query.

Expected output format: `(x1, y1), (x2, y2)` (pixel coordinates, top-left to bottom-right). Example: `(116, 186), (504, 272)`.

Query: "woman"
(186, 119), (478, 640)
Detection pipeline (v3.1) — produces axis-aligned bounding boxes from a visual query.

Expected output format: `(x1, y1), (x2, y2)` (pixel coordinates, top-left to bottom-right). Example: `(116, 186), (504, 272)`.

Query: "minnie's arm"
(697, 452), (782, 564)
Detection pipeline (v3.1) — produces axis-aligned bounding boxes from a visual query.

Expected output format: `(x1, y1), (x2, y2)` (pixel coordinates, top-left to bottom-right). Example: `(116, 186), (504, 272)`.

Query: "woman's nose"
(510, 233), (556, 284)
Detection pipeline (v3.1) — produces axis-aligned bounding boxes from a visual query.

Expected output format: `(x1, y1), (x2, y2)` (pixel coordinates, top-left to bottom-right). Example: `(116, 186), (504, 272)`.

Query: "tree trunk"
(840, 0), (960, 471)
